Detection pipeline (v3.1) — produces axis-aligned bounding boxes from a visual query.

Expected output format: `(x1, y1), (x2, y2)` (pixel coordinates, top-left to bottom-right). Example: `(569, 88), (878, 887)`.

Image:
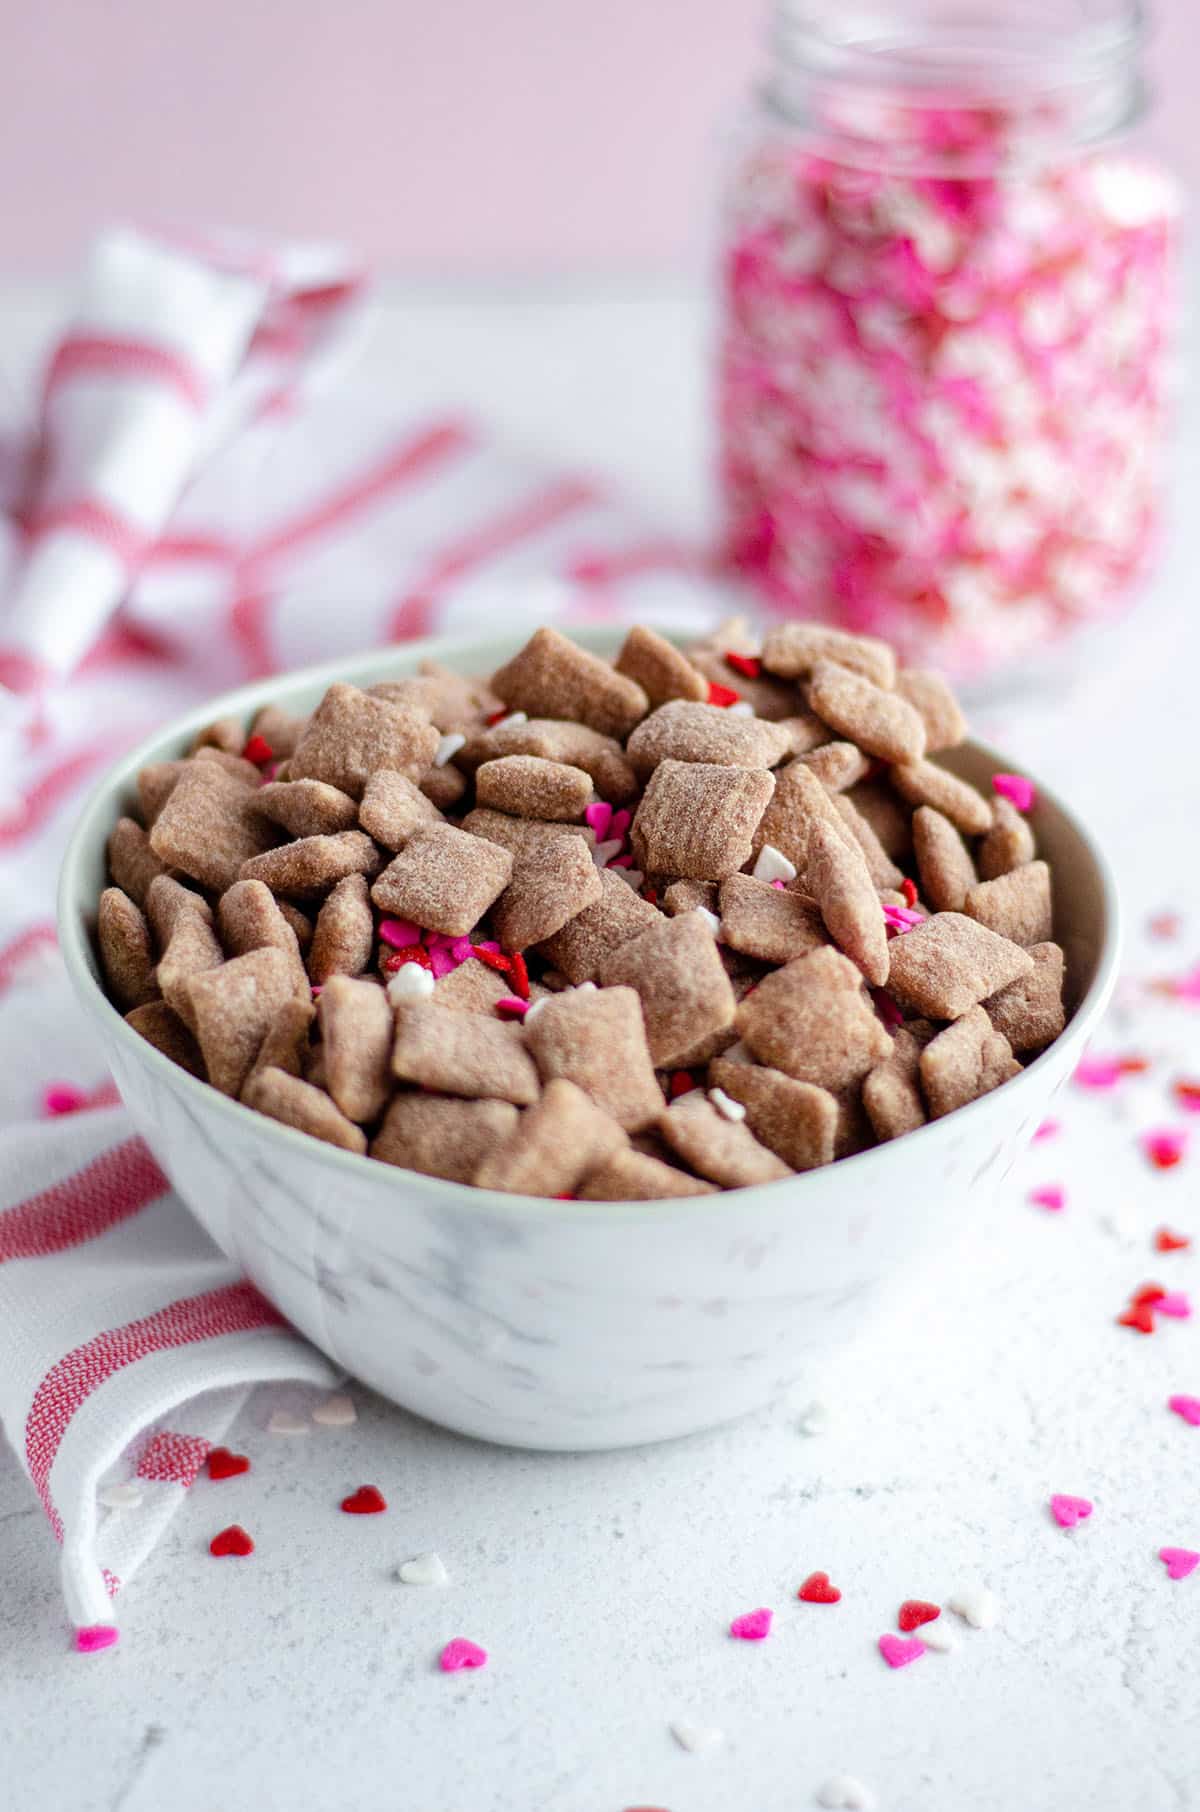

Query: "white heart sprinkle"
(267, 1409), (311, 1436)
(797, 1400), (830, 1436)
(670, 1720), (724, 1755)
(434, 731), (466, 768)
(708, 1086), (746, 1123)
(916, 1617), (957, 1652)
(948, 1584), (998, 1629)
(592, 838), (623, 868)
(98, 1482), (144, 1510)
(694, 907), (722, 936)
(817, 1774), (876, 1810)
(524, 995), (550, 1023)
(388, 964), (435, 1005)
(312, 1393), (356, 1427)
(398, 1551), (450, 1587)
(575, 981), (598, 993)
(493, 711), (527, 731)
(726, 700), (756, 717)
(753, 842), (797, 885)
(611, 868), (644, 890)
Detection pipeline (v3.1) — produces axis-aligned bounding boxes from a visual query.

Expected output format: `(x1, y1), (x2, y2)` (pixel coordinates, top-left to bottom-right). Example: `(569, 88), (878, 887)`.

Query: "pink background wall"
(0, 1), (1193, 275)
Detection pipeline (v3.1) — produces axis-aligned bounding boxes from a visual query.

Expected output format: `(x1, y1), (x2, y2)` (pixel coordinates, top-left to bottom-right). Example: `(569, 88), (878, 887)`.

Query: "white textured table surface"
(3, 283), (1200, 1812)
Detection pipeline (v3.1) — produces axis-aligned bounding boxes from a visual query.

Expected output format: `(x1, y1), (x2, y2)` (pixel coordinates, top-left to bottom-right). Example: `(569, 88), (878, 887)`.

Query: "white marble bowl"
(59, 628), (1120, 1450)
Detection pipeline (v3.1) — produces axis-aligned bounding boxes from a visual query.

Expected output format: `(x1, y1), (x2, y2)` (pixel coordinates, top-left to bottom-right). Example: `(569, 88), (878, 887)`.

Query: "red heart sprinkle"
(707, 680), (740, 708)
(642, 887), (658, 906)
(1132, 1284), (1166, 1308)
(900, 877), (918, 908)
(242, 733), (274, 766)
(209, 1524), (254, 1557)
(341, 1484), (387, 1515)
(1119, 1055), (1150, 1075)
(508, 951), (530, 1000)
(1118, 1304), (1156, 1334)
(798, 1570), (841, 1604)
(669, 1069), (699, 1099)
(1175, 1081), (1200, 1110)
(472, 946), (513, 976)
(484, 707), (510, 726)
(897, 1599), (940, 1632)
(206, 1447), (250, 1481)
(383, 945), (431, 974)
(1156, 1228), (1192, 1252)
(724, 650), (761, 679)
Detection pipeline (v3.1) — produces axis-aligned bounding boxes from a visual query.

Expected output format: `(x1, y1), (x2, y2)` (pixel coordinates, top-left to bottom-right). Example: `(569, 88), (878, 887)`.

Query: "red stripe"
(228, 588), (277, 681)
(26, 499), (150, 569)
(243, 419), (474, 570)
(565, 540), (698, 584)
(387, 478), (598, 639)
(78, 614), (183, 673)
(44, 335), (209, 412)
(0, 740), (130, 849)
(145, 532), (235, 568)
(26, 1280), (283, 1538)
(0, 648), (50, 694)
(0, 1138), (166, 1267)
(0, 923), (57, 997)
(136, 1430), (212, 1486)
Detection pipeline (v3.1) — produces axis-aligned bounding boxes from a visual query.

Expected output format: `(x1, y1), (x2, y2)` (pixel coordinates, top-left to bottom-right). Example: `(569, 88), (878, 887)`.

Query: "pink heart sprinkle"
(440, 1637), (487, 1672)
(1159, 1547), (1200, 1580)
(878, 1633), (925, 1669)
(1075, 1056), (1123, 1090)
(585, 801), (613, 842)
(609, 809), (632, 841)
(1029, 1184), (1066, 1211)
(379, 918), (422, 950)
(75, 1624), (119, 1654)
(770, 878), (788, 890)
(426, 943), (457, 979)
(495, 995), (528, 1018)
(1033, 1119), (1060, 1143)
(1050, 1493), (1094, 1529)
(1143, 1128), (1188, 1170)
(730, 1607), (773, 1641)
(992, 773), (1036, 813)
(1168, 1394), (1200, 1426)
(1155, 1291), (1192, 1320)
(43, 1084), (88, 1117)
(1170, 965), (1200, 1003)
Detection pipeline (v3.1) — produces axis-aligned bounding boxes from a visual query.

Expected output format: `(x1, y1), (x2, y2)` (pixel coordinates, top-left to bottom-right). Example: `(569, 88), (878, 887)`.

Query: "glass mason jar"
(716, 0), (1179, 680)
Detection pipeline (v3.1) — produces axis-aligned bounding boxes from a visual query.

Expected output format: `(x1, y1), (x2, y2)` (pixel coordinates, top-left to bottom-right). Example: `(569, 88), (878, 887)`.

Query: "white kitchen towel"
(0, 226), (720, 1647)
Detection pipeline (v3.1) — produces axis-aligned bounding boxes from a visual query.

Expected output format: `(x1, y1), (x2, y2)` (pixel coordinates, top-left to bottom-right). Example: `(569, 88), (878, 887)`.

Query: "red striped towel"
(0, 226), (717, 1647)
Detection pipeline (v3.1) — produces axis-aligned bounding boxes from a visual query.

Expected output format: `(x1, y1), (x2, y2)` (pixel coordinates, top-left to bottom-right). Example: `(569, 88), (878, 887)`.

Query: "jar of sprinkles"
(716, 0), (1179, 679)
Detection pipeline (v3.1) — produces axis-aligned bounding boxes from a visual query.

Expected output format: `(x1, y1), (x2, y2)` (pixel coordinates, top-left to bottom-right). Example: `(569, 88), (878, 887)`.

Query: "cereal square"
(978, 796), (1036, 880)
(886, 911), (1034, 1019)
(490, 626), (649, 739)
(575, 1147), (717, 1199)
(735, 945), (892, 1089)
(358, 769), (443, 849)
(626, 701), (792, 778)
(97, 887), (157, 1010)
(491, 832), (602, 951)
(707, 1053), (838, 1171)
(614, 624), (708, 706)
(761, 622), (896, 689)
(241, 830), (382, 899)
(806, 816), (890, 986)
(920, 1006), (1020, 1119)
(149, 760), (279, 893)
(475, 754), (593, 821)
(891, 759), (993, 836)
(317, 975), (394, 1123)
(717, 874), (826, 966)
(186, 946), (299, 1098)
(963, 860), (1052, 947)
(861, 1021), (934, 1142)
(524, 985), (662, 1130)
(832, 794), (903, 890)
(106, 817), (166, 905)
(288, 681), (439, 798)
(597, 909), (736, 1067)
(983, 941), (1066, 1054)
(125, 1000), (204, 1076)
(243, 1067), (367, 1153)
(895, 669), (967, 751)
(473, 1078), (627, 1195)
(659, 1092), (792, 1187)
(807, 659), (926, 764)
(460, 718), (638, 803)
(391, 1001), (540, 1104)
(536, 866), (661, 983)
(255, 778), (360, 838)
(309, 873), (374, 982)
(913, 806), (977, 913)
(372, 823), (513, 936)
(371, 1093), (520, 1182)
(632, 760), (776, 880)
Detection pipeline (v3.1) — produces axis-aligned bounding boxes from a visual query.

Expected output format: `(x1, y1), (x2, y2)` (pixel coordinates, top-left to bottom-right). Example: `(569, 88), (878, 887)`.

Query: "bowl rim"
(57, 625), (1123, 1223)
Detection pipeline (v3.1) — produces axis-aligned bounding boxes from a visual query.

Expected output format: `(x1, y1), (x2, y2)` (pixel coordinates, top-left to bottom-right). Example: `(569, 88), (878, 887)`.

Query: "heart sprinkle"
(341, 1484), (387, 1515)
(1143, 1128), (1188, 1170)
(817, 1775), (876, 1810)
(266, 1409), (310, 1436)
(1032, 1118), (1060, 1142)
(897, 1599), (940, 1633)
(206, 1447), (251, 1480)
(312, 1393), (356, 1428)
(1159, 1547), (1200, 1580)
(97, 1481), (143, 1510)
(1050, 1493), (1094, 1529)
(1157, 1291), (1193, 1319)
(399, 1552), (450, 1587)
(209, 1524), (254, 1557)
(878, 1633), (925, 1668)
(916, 1617), (958, 1652)
(729, 1607), (773, 1640)
(1156, 1227), (1191, 1252)
(75, 1624), (120, 1654)
(798, 1570), (842, 1604)
(439, 1637), (487, 1672)
(947, 1584), (998, 1629)
(669, 1720), (724, 1754)
(992, 772), (1035, 812)
(1075, 1055), (1124, 1091)
(1118, 1302), (1157, 1334)
(1168, 1394), (1200, 1427)
(1029, 1183), (1066, 1211)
